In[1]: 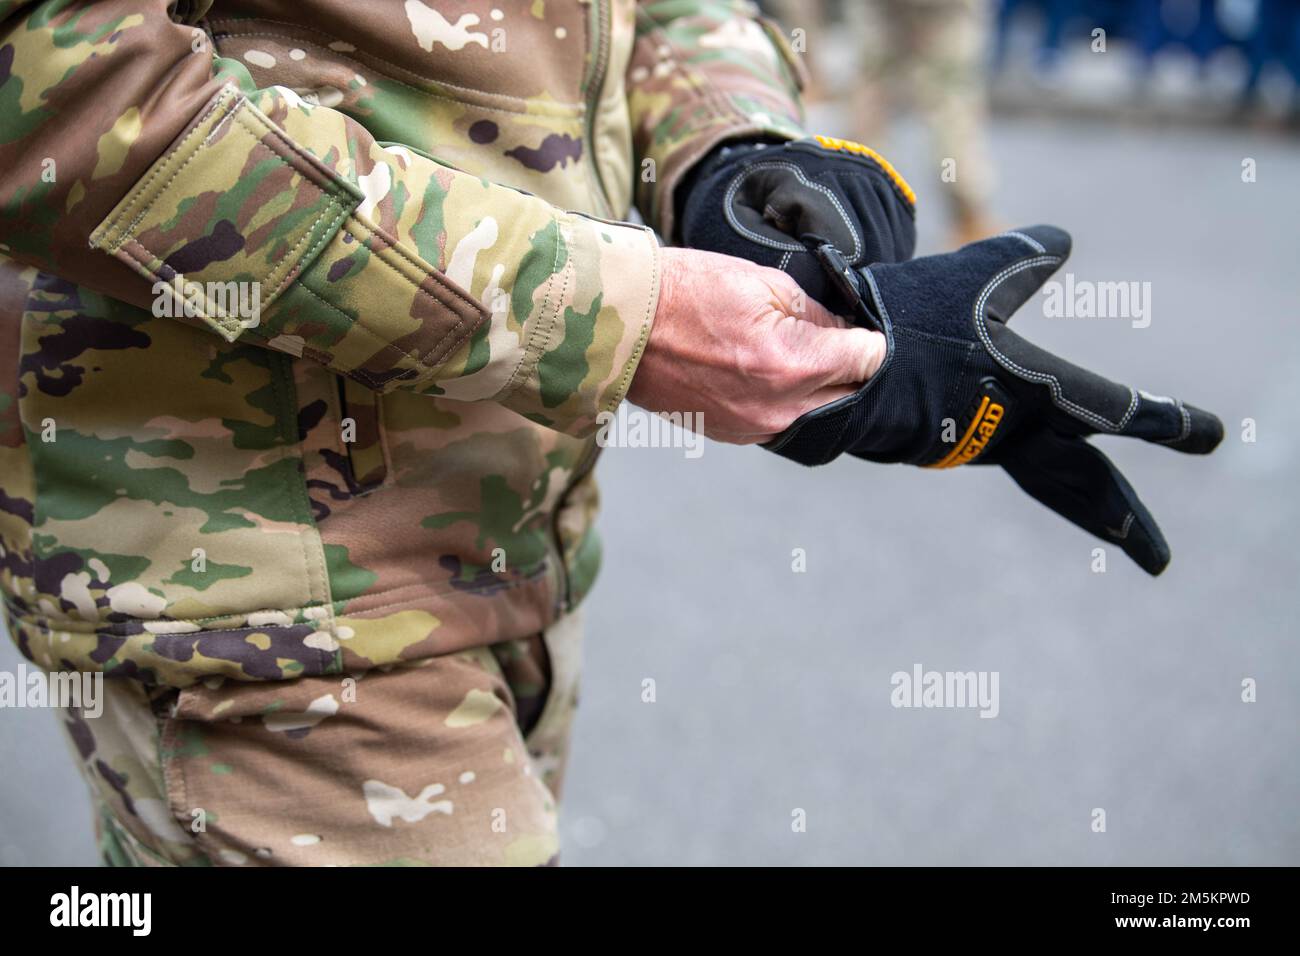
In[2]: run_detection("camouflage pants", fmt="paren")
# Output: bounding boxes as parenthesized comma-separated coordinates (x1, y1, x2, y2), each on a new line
(848, 0, 996, 220)
(57, 611, 584, 867)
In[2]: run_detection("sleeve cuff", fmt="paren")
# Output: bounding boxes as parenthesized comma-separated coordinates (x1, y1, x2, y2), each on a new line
(496, 213, 661, 437)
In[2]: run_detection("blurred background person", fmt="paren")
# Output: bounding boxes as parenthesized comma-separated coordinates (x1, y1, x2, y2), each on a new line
(762, 0, 832, 100)
(761, 0, 1002, 247)
(847, 0, 1002, 246)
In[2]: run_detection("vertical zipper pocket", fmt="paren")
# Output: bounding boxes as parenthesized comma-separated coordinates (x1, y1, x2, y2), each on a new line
(336, 376, 388, 493)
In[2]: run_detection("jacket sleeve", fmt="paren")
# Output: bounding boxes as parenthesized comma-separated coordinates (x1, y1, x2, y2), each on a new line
(628, 0, 809, 240)
(0, 1, 659, 436)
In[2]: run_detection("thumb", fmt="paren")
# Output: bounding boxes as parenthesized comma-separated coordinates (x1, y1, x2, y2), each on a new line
(769, 271, 885, 384)
(761, 264, 850, 331)
(863, 225, 1071, 332)
(792, 287, 849, 329)
(803, 323, 887, 387)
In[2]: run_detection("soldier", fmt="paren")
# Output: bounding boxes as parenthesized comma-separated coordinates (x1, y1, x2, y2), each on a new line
(0, 0, 903, 866)
(0, 0, 1221, 867)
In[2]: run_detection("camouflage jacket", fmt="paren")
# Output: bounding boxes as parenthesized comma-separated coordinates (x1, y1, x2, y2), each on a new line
(0, 0, 805, 687)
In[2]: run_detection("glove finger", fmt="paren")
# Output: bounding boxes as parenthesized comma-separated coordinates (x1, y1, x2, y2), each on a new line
(997, 427, 1171, 575)
(987, 324, 1224, 454)
(979, 225, 1073, 325)
(861, 225, 1070, 342)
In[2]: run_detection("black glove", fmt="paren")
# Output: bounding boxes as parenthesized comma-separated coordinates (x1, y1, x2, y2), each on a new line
(766, 225, 1223, 576)
(677, 136, 917, 312)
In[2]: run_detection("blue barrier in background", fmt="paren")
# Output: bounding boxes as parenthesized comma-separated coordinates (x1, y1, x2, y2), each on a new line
(994, 0, 1300, 96)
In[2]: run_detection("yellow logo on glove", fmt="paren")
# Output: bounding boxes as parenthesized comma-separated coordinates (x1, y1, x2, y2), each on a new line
(813, 135, 917, 207)
(927, 397, 1005, 469)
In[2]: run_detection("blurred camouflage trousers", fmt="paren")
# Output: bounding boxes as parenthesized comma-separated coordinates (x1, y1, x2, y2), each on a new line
(61, 611, 584, 867)
(768, 0, 994, 220)
(849, 0, 995, 221)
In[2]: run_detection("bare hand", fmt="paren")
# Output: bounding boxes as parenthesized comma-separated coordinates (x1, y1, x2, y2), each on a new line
(628, 247, 886, 444)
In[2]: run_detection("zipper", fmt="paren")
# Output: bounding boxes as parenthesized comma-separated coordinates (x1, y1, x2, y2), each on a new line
(582, 0, 614, 218)
(335, 375, 388, 493)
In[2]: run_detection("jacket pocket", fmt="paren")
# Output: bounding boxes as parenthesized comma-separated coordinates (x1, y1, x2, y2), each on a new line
(88, 85, 488, 394)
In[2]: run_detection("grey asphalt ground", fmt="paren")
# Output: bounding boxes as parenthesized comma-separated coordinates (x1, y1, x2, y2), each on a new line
(2, 110, 1298, 866)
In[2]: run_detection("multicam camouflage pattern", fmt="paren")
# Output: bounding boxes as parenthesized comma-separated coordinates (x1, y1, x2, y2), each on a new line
(67, 612, 583, 866)
(0, 0, 804, 863)
(632, 0, 808, 237)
